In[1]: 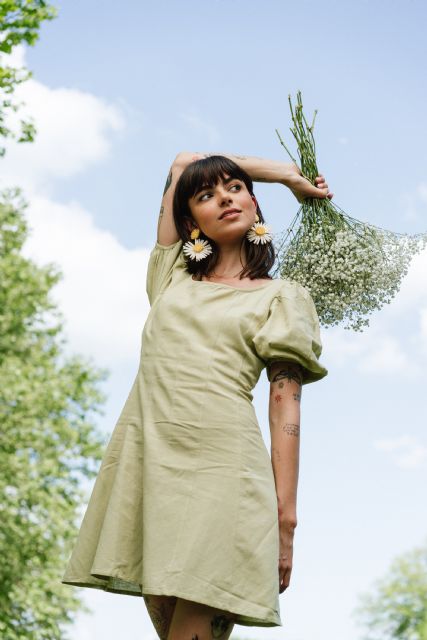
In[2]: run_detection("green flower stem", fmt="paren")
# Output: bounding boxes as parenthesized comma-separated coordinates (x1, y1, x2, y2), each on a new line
(273, 90, 427, 331)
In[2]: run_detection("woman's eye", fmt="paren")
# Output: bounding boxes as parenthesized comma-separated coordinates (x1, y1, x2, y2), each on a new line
(198, 183, 241, 201)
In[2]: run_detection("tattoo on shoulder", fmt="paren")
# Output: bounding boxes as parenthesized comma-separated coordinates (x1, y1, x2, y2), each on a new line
(271, 363, 303, 387)
(163, 170, 172, 196)
(283, 423, 300, 437)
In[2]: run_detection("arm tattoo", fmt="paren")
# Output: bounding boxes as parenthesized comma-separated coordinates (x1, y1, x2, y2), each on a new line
(163, 169, 172, 195)
(211, 613, 234, 638)
(271, 363, 303, 386)
(157, 204, 164, 233)
(272, 446, 281, 462)
(283, 423, 300, 437)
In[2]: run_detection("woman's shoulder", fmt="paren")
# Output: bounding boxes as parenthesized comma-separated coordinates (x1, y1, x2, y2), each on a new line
(271, 276, 312, 301)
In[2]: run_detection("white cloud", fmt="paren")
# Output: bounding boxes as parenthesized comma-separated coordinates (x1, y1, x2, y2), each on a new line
(374, 435, 427, 469)
(385, 245, 427, 314)
(417, 182, 427, 204)
(400, 181, 427, 222)
(0, 45, 149, 371)
(179, 109, 221, 145)
(358, 335, 417, 375)
(322, 243, 427, 376)
(322, 325, 419, 377)
(420, 308, 427, 351)
(22, 195, 151, 371)
(0, 46, 125, 195)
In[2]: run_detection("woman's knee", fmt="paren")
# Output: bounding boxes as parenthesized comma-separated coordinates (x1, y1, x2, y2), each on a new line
(143, 593, 178, 640)
(167, 597, 236, 640)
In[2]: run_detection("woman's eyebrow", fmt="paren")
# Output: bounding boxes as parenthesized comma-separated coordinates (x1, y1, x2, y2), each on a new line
(195, 177, 236, 196)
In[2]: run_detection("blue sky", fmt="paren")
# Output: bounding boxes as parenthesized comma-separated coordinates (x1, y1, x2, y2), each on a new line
(1, 1, 427, 639)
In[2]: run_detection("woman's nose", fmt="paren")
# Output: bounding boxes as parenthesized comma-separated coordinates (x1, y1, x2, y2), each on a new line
(218, 189, 232, 203)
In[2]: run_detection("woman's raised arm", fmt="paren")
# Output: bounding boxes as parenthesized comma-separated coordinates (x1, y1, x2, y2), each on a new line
(156, 151, 333, 246)
(156, 153, 188, 246)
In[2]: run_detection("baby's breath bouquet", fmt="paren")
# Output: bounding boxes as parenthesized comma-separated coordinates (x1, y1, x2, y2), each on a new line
(272, 91, 427, 332)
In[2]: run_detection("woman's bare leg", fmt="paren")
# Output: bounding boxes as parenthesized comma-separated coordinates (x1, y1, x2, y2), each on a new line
(167, 597, 236, 640)
(143, 594, 178, 640)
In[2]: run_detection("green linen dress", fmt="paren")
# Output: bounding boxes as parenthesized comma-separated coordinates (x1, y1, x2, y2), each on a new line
(61, 238, 328, 628)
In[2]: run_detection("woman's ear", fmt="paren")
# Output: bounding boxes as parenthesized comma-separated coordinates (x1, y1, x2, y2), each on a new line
(183, 217, 194, 235)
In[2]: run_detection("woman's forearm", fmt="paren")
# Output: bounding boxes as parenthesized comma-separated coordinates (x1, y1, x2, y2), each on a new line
(176, 151, 297, 186)
(268, 361, 303, 527)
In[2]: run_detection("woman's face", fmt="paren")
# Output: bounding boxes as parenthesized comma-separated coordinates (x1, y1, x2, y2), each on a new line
(187, 174, 258, 244)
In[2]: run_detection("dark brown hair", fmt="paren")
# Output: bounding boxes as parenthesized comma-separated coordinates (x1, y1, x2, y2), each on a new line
(172, 155, 276, 281)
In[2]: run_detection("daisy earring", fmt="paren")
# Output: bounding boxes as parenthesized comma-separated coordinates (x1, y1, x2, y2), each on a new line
(246, 215, 273, 245)
(183, 227, 213, 261)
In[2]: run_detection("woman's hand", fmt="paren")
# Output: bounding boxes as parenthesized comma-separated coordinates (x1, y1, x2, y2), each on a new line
(279, 522, 296, 593)
(285, 162, 334, 204)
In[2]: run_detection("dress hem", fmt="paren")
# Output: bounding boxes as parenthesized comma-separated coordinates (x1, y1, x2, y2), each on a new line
(61, 574, 282, 628)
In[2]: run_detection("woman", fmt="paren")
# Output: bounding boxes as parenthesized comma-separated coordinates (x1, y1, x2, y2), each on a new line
(62, 151, 332, 640)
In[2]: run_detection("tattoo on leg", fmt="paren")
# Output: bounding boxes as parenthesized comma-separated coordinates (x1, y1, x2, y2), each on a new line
(293, 391, 301, 402)
(144, 595, 174, 640)
(283, 423, 300, 437)
(274, 393, 282, 403)
(211, 613, 233, 638)
(163, 170, 172, 195)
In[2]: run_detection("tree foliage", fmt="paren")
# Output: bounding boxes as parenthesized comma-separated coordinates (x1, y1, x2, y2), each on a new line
(0, 0, 58, 157)
(0, 186, 109, 638)
(354, 539, 427, 640)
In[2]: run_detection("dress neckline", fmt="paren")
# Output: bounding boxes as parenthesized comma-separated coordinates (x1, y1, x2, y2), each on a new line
(190, 275, 279, 292)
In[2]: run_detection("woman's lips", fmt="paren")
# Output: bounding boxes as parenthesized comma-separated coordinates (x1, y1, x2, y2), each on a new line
(220, 210, 240, 220)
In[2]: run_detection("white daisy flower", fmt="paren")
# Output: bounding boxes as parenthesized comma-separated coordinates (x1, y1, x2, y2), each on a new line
(183, 238, 213, 261)
(246, 222, 273, 245)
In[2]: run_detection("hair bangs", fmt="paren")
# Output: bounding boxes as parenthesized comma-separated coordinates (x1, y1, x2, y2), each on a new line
(185, 155, 252, 200)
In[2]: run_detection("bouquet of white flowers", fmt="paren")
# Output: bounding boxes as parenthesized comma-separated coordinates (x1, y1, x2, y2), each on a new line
(272, 91, 427, 332)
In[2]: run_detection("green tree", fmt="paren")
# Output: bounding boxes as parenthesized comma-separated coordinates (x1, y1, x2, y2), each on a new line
(0, 187, 109, 638)
(354, 539, 427, 640)
(0, 0, 58, 157)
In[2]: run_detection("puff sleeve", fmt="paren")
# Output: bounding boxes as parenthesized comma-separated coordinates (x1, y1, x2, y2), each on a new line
(146, 238, 184, 306)
(252, 281, 328, 385)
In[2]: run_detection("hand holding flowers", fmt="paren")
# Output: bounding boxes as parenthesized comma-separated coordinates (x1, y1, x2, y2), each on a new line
(284, 163, 334, 204)
(273, 91, 427, 331)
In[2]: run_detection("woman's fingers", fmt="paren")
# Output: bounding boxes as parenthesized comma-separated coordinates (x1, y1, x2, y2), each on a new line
(288, 172, 333, 201)
(315, 174, 334, 199)
(279, 564, 292, 593)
